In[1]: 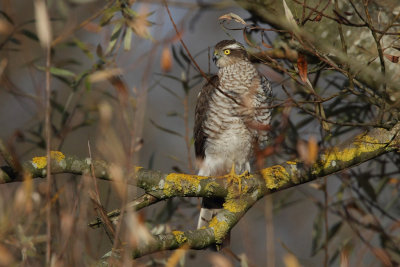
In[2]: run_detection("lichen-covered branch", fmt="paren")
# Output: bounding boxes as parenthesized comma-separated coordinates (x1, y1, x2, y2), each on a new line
(88, 193, 159, 228)
(0, 123, 397, 258)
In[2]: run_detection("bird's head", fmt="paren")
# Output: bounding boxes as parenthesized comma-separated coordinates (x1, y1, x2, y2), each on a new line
(212, 40, 248, 68)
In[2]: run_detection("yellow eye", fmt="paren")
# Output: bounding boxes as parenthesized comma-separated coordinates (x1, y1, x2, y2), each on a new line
(224, 49, 231, 55)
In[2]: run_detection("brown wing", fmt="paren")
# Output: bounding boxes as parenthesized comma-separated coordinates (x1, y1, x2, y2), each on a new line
(194, 75, 219, 159)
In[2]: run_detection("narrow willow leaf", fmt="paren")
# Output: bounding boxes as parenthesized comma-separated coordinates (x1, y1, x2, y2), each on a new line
(123, 27, 133, 51)
(99, 6, 120, 26)
(96, 44, 103, 58)
(150, 119, 183, 137)
(105, 22, 123, 54)
(49, 67, 76, 77)
(20, 29, 39, 42)
(0, 10, 14, 24)
(171, 45, 184, 69)
(34, 0, 52, 48)
(73, 38, 93, 59)
(282, 0, 299, 30)
(36, 65, 76, 77)
(311, 210, 323, 256)
(9, 37, 21, 45)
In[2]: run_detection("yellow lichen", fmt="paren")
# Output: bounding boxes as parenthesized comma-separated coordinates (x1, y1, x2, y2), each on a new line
(260, 165, 290, 190)
(32, 151, 65, 169)
(321, 134, 385, 169)
(204, 181, 220, 194)
(50, 151, 65, 162)
(163, 173, 205, 197)
(223, 198, 247, 213)
(208, 217, 229, 243)
(135, 166, 142, 173)
(286, 161, 297, 165)
(172, 230, 187, 244)
(32, 157, 47, 169)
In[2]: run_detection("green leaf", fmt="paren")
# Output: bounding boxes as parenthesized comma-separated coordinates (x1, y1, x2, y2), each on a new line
(150, 119, 183, 138)
(327, 221, 342, 241)
(123, 27, 132, 51)
(49, 67, 76, 77)
(122, 6, 137, 18)
(96, 44, 103, 58)
(36, 65, 76, 78)
(9, 37, 21, 45)
(166, 111, 181, 117)
(84, 76, 92, 91)
(148, 151, 156, 170)
(99, 6, 120, 26)
(105, 21, 123, 54)
(355, 174, 376, 201)
(313, 221, 343, 256)
(0, 10, 14, 24)
(73, 38, 93, 59)
(157, 83, 182, 99)
(171, 45, 185, 69)
(19, 29, 39, 41)
(311, 210, 323, 256)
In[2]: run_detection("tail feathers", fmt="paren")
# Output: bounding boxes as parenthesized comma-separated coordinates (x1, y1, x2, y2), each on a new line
(197, 207, 220, 229)
(197, 198, 230, 249)
(197, 197, 224, 229)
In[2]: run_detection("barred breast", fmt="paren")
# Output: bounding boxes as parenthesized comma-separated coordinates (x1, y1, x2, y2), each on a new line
(199, 61, 271, 176)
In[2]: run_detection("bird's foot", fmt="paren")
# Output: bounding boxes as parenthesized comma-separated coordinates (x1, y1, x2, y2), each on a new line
(224, 164, 248, 195)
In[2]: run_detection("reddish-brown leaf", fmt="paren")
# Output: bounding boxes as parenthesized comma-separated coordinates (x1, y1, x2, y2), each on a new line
(372, 248, 392, 267)
(218, 12, 246, 25)
(384, 54, 400, 63)
(297, 53, 308, 83)
(308, 136, 318, 164)
(161, 46, 173, 72)
(261, 34, 272, 48)
(313, 14, 322, 21)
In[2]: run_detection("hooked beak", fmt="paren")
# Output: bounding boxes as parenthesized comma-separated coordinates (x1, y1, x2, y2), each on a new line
(212, 53, 219, 64)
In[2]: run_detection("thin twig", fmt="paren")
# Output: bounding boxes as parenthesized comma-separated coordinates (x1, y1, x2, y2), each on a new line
(45, 33, 52, 266)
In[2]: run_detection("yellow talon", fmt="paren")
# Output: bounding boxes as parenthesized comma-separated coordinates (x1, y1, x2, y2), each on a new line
(224, 164, 248, 195)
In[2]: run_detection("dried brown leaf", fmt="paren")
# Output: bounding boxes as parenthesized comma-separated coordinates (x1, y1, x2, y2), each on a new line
(161, 46, 173, 72)
(83, 22, 101, 33)
(384, 54, 400, 63)
(313, 14, 322, 21)
(296, 139, 308, 164)
(209, 254, 234, 267)
(88, 69, 123, 83)
(340, 248, 349, 267)
(372, 248, 392, 267)
(0, 244, 14, 266)
(165, 244, 189, 267)
(282, 0, 299, 30)
(0, 58, 8, 78)
(34, 0, 52, 48)
(128, 8, 152, 39)
(308, 136, 318, 165)
(297, 53, 308, 83)
(283, 253, 301, 267)
(218, 12, 246, 25)
(0, 19, 12, 34)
